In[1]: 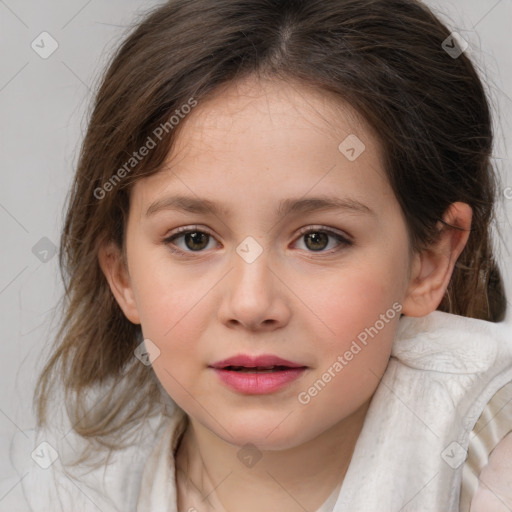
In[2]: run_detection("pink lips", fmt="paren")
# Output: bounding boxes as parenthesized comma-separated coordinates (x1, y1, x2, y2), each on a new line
(209, 353, 308, 394)
(210, 353, 305, 369)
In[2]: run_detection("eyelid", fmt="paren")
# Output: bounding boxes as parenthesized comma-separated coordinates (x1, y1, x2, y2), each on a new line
(166, 225, 213, 237)
(296, 225, 353, 242)
(164, 225, 352, 241)
(162, 224, 353, 256)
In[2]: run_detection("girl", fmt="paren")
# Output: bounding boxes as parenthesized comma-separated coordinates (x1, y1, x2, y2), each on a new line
(5, 0, 512, 510)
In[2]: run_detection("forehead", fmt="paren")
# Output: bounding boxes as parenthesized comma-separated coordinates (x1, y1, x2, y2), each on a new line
(130, 75, 395, 220)
(177, 75, 375, 150)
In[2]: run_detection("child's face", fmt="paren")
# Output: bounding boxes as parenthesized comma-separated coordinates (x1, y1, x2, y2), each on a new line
(120, 77, 415, 449)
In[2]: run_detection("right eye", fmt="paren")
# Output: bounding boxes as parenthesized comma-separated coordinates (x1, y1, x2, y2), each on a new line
(163, 226, 219, 256)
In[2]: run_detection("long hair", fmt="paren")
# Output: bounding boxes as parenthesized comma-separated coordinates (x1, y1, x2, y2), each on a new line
(36, 0, 507, 451)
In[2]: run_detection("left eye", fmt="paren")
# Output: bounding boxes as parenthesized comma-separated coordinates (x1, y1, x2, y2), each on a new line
(294, 228, 352, 253)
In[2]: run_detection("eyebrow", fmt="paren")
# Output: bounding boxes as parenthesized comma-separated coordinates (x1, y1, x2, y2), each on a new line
(145, 194, 374, 218)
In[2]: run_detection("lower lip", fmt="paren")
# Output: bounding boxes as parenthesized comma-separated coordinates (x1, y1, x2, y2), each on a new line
(211, 367, 307, 394)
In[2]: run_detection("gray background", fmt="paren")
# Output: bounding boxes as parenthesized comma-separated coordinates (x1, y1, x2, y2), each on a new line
(1, 0, 511, 484)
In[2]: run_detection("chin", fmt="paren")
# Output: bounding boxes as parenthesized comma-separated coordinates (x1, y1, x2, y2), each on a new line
(207, 412, 308, 452)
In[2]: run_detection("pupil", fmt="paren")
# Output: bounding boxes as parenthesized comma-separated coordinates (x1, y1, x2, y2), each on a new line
(186, 232, 208, 251)
(306, 232, 327, 251)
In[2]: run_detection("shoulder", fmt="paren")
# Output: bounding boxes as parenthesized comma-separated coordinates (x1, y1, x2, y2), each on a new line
(392, 311, 512, 373)
(391, 312, 512, 509)
(469, 430, 512, 511)
(7, 411, 172, 512)
(462, 377, 512, 511)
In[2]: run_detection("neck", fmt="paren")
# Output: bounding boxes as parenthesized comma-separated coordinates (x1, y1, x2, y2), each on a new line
(175, 399, 370, 512)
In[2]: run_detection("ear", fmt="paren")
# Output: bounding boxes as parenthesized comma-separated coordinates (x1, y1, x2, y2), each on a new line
(402, 202, 472, 317)
(98, 240, 141, 324)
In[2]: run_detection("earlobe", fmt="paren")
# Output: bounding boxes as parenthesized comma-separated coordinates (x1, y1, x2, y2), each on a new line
(98, 241, 141, 324)
(402, 202, 472, 317)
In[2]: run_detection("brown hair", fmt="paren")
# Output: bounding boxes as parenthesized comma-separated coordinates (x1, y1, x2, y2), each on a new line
(36, 0, 507, 449)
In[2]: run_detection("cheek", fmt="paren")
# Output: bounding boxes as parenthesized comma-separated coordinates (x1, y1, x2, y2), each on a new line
(129, 243, 207, 335)
(293, 263, 403, 412)
(136, 270, 208, 405)
(127, 247, 209, 386)
(306, 260, 404, 346)
(295, 300, 398, 427)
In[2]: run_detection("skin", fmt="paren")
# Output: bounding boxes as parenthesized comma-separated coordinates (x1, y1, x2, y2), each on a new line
(470, 432, 512, 511)
(99, 75, 472, 512)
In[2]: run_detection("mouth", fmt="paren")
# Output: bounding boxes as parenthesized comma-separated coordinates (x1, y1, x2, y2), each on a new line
(210, 353, 307, 370)
(221, 365, 305, 373)
(209, 354, 308, 394)
(210, 363, 308, 394)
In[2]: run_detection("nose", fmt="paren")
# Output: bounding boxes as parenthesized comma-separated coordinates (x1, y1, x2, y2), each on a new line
(217, 247, 291, 332)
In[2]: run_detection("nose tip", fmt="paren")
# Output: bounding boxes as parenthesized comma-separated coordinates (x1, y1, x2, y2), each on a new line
(218, 255, 291, 332)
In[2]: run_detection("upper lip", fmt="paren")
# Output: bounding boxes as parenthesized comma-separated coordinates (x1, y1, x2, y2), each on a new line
(209, 354, 306, 369)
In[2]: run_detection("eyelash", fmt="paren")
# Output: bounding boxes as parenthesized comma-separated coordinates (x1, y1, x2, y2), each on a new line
(162, 225, 353, 258)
